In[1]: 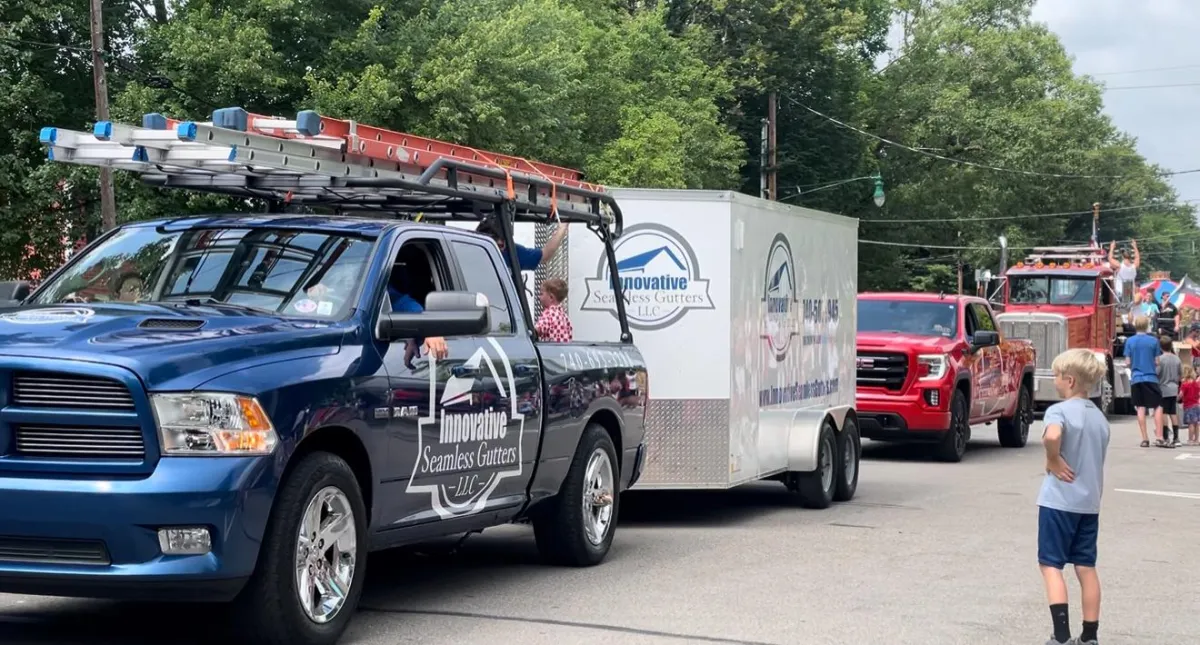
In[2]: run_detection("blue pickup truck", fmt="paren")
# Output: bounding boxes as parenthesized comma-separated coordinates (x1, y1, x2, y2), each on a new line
(0, 111, 649, 645)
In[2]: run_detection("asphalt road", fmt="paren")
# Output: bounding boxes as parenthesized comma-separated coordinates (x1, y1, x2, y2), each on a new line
(2, 415, 1197, 645)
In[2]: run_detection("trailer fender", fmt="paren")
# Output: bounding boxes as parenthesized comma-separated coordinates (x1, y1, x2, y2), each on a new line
(779, 405, 854, 473)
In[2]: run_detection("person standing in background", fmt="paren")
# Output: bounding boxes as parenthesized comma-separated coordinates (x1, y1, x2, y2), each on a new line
(1180, 365, 1200, 446)
(1107, 239, 1139, 301)
(1122, 315, 1163, 448)
(476, 218, 567, 272)
(1157, 335, 1182, 448)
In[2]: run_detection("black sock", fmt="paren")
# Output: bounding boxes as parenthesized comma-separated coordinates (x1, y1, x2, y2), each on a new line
(1081, 620, 1099, 642)
(1050, 603, 1071, 642)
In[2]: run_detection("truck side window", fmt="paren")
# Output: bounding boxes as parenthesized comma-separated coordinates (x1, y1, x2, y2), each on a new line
(452, 241, 515, 334)
(384, 238, 450, 313)
(972, 303, 997, 332)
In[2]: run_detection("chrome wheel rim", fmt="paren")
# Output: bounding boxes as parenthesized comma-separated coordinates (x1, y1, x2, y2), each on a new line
(1101, 380, 1114, 415)
(820, 434, 835, 491)
(583, 449, 615, 545)
(295, 486, 357, 624)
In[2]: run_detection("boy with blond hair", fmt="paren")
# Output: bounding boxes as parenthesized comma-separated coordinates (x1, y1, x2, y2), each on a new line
(1038, 348, 1111, 645)
(1122, 314, 1163, 447)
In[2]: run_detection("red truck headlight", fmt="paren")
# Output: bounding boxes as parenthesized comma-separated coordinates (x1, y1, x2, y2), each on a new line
(916, 354, 949, 381)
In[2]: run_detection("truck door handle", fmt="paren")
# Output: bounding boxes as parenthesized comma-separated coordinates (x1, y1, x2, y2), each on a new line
(514, 364, 537, 377)
(452, 365, 480, 378)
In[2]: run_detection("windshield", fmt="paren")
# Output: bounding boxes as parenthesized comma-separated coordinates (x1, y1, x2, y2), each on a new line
(1009, 276, 1095, 305)
(31, 225, 376, 319)
(858, 300, 958, 338)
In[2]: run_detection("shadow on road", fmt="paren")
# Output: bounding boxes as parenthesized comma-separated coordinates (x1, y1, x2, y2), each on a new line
(862, 436, 1018, 463)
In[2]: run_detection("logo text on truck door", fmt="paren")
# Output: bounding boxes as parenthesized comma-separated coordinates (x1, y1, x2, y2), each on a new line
(582, 223, 714, 330)
(407, 338, 524, 520)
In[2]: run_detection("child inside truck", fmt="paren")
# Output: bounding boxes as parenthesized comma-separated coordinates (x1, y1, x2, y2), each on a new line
(535, 278, 573, 342)
(1037, 348, 1110, 645)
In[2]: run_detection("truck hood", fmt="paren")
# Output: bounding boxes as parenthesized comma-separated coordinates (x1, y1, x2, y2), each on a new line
(0, 303, 345, 390)
(1001, 304, 1092, 321)
(857, 331, 956, 353)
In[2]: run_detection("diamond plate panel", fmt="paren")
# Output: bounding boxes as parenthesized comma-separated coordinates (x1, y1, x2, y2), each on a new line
(533, 223, 569, 320)
(633, 398, 731, 488)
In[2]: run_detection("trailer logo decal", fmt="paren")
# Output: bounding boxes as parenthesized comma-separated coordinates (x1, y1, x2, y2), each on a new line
(408, 337, 524, 520)
(762, 233, 800, 361)
(582, 223, 714, 330)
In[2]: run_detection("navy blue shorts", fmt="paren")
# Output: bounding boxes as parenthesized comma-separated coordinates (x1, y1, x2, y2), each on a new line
(1038, 506, 1099, 569)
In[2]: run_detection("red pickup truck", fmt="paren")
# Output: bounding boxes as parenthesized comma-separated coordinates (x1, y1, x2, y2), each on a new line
(855, 293, 1037, 462)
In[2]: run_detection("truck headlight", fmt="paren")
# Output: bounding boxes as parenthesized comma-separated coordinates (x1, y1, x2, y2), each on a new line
(917, 354, 948, 381)
(152, 393, 278, 456)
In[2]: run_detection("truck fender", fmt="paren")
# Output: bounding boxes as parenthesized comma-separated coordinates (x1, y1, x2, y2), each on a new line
(778, 405, 853, 473)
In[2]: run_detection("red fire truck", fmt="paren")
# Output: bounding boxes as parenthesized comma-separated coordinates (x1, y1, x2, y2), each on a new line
(991, 246, 1128, 415)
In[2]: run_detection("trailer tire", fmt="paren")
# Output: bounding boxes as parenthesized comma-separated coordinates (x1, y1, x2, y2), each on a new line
(533, 423, 619, 567)
(794, 420, 837, 509)
(232, 452, 368, 645)
(935, 389, 970, 463)
(833, 417, 860, 502)
(998, 383, 1033, 448)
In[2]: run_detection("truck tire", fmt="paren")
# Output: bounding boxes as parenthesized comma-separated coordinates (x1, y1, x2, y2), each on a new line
(833, 416, 860, 502)
(793, 420, 837, 509)
(233, 452, 368, 645)
(935, 389, 969, 463)
(998, 383, 1033, 448)
(533, 423, 619, 567)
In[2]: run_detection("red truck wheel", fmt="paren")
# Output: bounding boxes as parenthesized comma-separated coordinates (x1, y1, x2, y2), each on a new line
(935, 390, 970, 463)
(998, 385, 1033, 448)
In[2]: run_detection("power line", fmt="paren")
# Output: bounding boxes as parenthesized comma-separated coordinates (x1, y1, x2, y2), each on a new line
(1105, 82, 1200, 91)
(785, 95, 1200, 180)
(861, 228, 1200, 251)
(860, 199, 1200, 224)
(1090, 64, 1200, 76)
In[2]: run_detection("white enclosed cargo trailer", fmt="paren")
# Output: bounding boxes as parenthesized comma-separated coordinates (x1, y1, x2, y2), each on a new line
(550, 189, 861, 508)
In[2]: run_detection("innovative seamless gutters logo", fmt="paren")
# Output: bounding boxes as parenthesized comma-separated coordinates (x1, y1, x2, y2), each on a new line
(581, 223, 715, 330)
(762, 233, 800, 362)
(408, 338, 525, 520)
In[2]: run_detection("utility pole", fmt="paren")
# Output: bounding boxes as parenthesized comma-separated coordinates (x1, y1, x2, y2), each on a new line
(767, 92, 778, 201)
(89, 0, 117, 231)
(1091, 201, 1101, 247)
(759, 118, 768, 200)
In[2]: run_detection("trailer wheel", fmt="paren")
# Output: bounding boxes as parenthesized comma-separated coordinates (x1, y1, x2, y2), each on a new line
(233, 452, 368, 645)
(833, 417, 860, 502)
(792, 420, 836, 509)
(935, 389, 969, 463)
(998, 384, 1032, 448)
(533, 423, 619, 567)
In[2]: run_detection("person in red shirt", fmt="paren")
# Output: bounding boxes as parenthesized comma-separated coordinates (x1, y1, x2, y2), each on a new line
(1182, 364, 1200, 446)
(535, 278, 573, 343)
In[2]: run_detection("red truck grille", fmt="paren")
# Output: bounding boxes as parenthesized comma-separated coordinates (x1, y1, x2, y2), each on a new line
(856, 351, 908, 390)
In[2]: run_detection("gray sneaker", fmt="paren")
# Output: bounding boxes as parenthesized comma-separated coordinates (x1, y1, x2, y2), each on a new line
(1078, 640, 1097, 645)
(1045, 639, 1078, 645)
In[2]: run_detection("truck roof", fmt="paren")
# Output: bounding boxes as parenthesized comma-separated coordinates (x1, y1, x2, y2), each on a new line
(125, 214, 441, 237)
(1006, 264, 1112, 277)
(858, 292, 982, 305)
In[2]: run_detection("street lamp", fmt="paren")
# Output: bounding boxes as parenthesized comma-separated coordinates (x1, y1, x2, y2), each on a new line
(786, 173, 886, 208)
(871, 174, 885, 208)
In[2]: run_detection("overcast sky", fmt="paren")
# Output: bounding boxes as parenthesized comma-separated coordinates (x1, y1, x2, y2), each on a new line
(1032, 0, 1200, 201)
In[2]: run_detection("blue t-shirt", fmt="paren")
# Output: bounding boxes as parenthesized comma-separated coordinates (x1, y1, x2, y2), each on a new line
(388, 287, 423, 313)
(1123, 332, 1162, 384)
(514, 244, 542, 271)
(1136, 302, 1160, 319)
(1037, 398, 1110, 515)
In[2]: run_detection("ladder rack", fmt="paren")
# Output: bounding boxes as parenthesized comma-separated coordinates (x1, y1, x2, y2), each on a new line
(39, 106, 623, 236)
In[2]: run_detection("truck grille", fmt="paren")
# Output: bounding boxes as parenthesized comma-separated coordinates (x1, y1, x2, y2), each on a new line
(0, 536, 110, 566)
(856, 351, 908, 390)
(998, 318, 1064, 370)
(13, 372, 135, 411)
(14, 425, 145, 460)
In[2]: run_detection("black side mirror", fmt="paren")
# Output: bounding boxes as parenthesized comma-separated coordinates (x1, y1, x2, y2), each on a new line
(377, 291, 490, 342)
(0, 281, 31, 303)
(972, 330, 1000, 348)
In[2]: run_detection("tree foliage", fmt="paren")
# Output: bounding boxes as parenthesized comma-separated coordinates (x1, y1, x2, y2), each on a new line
(0, 0, 1194, 292)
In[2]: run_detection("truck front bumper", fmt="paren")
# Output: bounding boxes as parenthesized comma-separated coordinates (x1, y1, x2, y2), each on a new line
(1031, 368, 1103, 406)
(856, 386, 952, 441)
(0, 456, 274, 602)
